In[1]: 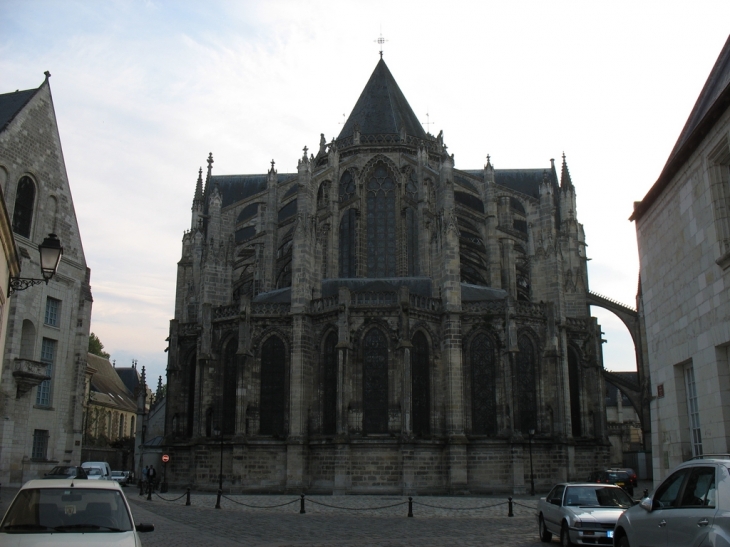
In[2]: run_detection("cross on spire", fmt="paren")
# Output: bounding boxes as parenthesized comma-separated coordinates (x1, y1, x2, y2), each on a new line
(422, 109, 434, 133)
(374, 31, 388, 58)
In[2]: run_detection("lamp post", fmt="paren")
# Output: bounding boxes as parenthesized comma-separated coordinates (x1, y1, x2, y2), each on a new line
(528, 429, 535, 496)
(214, 426, 223, 509)
(8, 233, 63, 296)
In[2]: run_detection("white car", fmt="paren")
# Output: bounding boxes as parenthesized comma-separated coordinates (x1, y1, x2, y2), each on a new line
(537, 482, 635, 546)
(0, 478, 154, 546)
(613, 455, 730, 547)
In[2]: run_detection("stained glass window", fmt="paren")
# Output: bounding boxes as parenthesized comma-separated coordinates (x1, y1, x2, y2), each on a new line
(366, 164, 396, 277)
(260, 336, 286, 436)
(568, 347, 582, 438)
(222, 338, 237, 435)
(470, 333, 496, 435)
(339, 208, 356, 278)
(515, 334, 537, 433)
(406, 207, 418, 276)
(362, 329, 388, 433)
(406, 170, 418, 201)
(339, 170, 355, 203)
(322, 332, 338, 435)
(12, 176, 35, 238)
(411, 332, 430, 436)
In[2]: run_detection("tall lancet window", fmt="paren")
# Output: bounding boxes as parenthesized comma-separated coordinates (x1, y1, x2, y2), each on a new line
(362, 329, 388, 433)
(222, 338, 237, 435)
(322, 332, 338, 435)
(568, 346, 582, 437)
(405, 207, 418, 276)
(411, 331, 430, 436)
(366, 164, 396, 277)
(515, 334, 538, 433)
(339, 208, 356, 278)
(13, 176, 35, 238)
(186, 353, 196, 437)
(471, 333, 497, 435)
(260, 336, 286, 436)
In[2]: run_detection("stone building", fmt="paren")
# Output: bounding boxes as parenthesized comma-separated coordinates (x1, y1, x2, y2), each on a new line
(0, 74, 93, 484)
(632, 35, 730, 485)
(165, 58, 609, 494)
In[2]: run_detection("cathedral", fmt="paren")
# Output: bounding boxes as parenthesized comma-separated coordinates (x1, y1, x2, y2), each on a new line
(164, 58, 609, 494)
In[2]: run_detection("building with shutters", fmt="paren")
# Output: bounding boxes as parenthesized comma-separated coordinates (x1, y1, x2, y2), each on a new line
(164, 57, 609, 494)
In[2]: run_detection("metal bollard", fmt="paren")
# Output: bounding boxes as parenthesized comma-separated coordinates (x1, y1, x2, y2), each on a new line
(186, 487, 191, 506)
(215, 489, 222, 509)
(408, 497, 413, 518)
(300, 494, 306, 514)
(146, 483, 152, 501)
(508, 497, 514, 517)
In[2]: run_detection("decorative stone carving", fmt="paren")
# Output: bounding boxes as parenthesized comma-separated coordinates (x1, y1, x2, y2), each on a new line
(13, 359, 50, 398)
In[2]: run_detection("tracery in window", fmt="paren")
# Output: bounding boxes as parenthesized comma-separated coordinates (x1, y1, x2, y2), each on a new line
(260, 336, 286, 436)
(405, 207, 418, 276)
(339, 209, 356, 278)
(186, 353, 196, 436)
(406, 170, 418, 201)
(470, 333, 497, 435)
(568, 346, 582, 437)
(411, 331, 430, 436)
(322, 332, 338, 435)
(366, 164, 396, 277)
(362, 329, 388, 433)
(12, 176, 35, 238)
(222, 338, 238, 435)
(339, 170, 355, 203)
(514, 334, 537, 433)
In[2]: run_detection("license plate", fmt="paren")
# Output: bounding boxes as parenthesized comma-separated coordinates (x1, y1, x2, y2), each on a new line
(607, 531, 614, 538)
(617, 482, 625, 486)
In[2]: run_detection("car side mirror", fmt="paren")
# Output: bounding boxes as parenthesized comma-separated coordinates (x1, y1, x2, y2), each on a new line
(640, 498, 653, 512)
(136, 523, 155, 533)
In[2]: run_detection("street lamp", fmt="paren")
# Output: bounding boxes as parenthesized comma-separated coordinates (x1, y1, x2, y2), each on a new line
(528, 429, 535, 496)
(8, 233, 63, 296)
(214, 426, 223, 509)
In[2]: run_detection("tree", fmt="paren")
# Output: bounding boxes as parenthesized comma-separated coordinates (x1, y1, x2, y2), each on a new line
(89, 332, 110, 359)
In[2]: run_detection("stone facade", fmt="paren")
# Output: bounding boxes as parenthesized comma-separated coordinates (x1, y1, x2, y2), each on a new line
(165, 59, 610, 494)
(0, 75, 93, 484)
(633, 37, 730, 486)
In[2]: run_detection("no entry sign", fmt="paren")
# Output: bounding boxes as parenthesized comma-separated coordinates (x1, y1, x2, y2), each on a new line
(161, 454, 170, 463)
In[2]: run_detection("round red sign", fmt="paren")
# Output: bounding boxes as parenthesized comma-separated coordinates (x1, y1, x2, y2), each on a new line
(161, 454, 170, 463)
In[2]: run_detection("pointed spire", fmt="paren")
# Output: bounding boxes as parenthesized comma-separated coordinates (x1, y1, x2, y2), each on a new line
(269, 159, 276, 175)
(194, 167, 203, 201)
(156, 375, 163, 399)
(560, 152, 574, 189)
(485, 154, 493, 170)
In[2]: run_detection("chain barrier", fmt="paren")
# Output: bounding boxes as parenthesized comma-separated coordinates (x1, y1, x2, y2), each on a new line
(153, 491, 188, 502)
(305, 498, 408, 511)
(411, 500, 506, 510)
(511, 500, 536, 510)
(219, 494, 300, 509)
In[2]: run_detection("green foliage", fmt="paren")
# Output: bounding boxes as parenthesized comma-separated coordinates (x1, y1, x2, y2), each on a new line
(89, 332, 110, 359)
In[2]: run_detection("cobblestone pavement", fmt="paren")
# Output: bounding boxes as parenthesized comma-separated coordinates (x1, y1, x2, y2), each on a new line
(127, 491, 547, 547)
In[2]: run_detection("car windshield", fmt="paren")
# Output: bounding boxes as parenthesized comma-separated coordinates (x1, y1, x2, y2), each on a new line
(0, 488, 133, 533)
(48, 467, 75, 476)
(84, 468, 102, 476)
(564, 486, 634, 508)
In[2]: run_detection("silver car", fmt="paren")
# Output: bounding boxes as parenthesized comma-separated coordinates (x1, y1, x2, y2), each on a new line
(537, 482, 635, 546)
(613, 455, 730, 547)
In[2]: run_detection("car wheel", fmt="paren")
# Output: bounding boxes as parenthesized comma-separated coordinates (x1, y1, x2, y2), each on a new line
(561, 523, 573, 547)
(617, 535, 630, 547)
(538, 515, 552, 542)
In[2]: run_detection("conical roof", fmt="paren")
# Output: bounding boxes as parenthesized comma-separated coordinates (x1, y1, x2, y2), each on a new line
(338, 58, 426, 141)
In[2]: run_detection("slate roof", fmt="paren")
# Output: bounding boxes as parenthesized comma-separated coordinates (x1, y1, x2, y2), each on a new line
(212, 174, 296, 209)
(321, 277, 432, 298)
(461, 283, 508, 302)
(114, 366, 141, 396)
(632, 34, 730, 220)
(0, 87, 39, 133)
(462, 168, 557, 200)
(87, 354, 137, 412)
(338, 58, 426, 141)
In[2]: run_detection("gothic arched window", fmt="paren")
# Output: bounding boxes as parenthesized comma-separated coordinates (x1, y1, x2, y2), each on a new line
(322, 332, 338, 435)
(222, 338, 238, 435)
(411, 331, 430, 436)
(186, 353, 196, 436)
(405, 207, 418, 276)
(515, 334, 538, 433)
(260, 336, 286, 436)
(362, 329, 388, 433)
(366, 164, 396, 277)
(470, 333, 497, 435)
(568, 346, 582, 437)
(339, 208, 356, 278)
(12, 176, 35, 238)
(339, 170, 355, 203)
(406, 170, 418, 201)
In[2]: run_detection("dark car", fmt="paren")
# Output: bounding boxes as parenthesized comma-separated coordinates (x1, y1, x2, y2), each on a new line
(590, 470, 633, 496)
(42, 465, 88, 480)
(610, 467, 638, 488)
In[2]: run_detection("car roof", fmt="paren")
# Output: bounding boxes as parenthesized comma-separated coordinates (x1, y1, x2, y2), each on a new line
(21, 479, 123, 491)
(555, 482, 625, 488)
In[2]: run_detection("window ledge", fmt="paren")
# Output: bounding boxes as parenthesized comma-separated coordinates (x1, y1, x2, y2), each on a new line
(33, 405, 55, 411)
(717, 249, 730, 270)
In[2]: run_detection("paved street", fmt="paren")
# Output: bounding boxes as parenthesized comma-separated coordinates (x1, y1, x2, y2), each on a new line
(126, 491, 546, 547)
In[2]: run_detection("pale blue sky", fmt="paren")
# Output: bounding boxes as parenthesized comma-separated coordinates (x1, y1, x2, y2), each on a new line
(2, 0, 729, 385)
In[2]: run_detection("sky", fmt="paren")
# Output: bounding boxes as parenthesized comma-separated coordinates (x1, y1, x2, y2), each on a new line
(1, 1, 729, 386)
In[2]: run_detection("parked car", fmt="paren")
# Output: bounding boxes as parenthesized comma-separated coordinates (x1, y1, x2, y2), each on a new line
(588, 470, 634, 496)
(111, 470, 131, 486)
(537, 482, 635, 545)
(610, 467, 638, 488)
(42, 466, 87, 480)
(81, 461, 112, 481)
(613, 455, 730, 547)
(0, 478, 154, 545)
